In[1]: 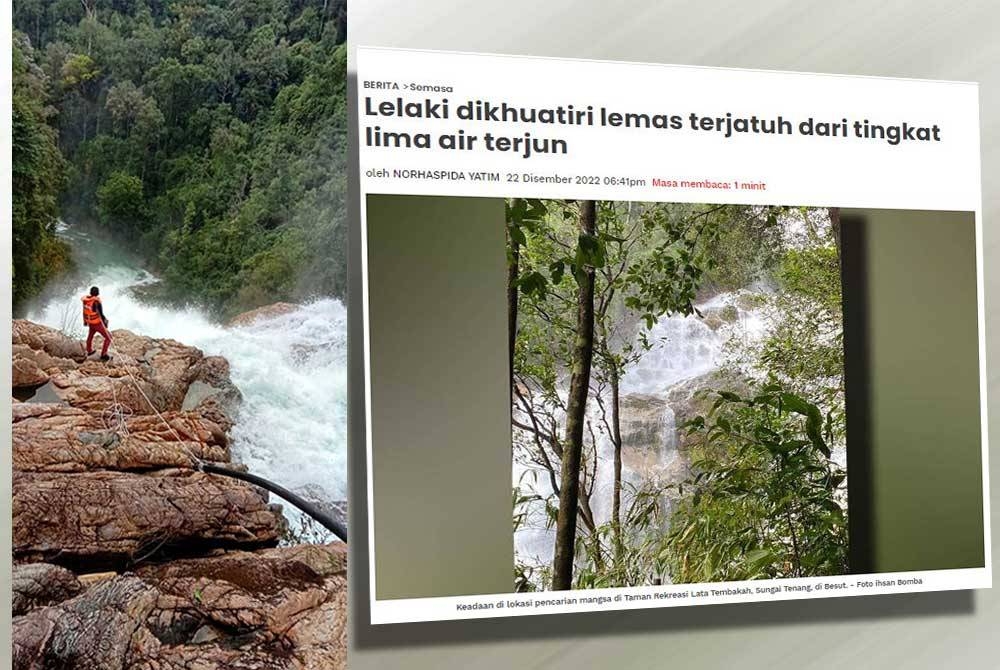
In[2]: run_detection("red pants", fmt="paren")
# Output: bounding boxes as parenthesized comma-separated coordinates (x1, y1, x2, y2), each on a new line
(86, 321, 112, 357)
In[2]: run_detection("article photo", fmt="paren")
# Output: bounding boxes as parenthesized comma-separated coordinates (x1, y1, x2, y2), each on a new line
(508, 200, 848, 591)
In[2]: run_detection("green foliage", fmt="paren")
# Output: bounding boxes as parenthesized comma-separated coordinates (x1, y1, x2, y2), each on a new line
(675, 211, 848, 583)
(778, 244, 841, 313)
(571, 482, 673, 588)
(15, 0, 348, 317)
(699, 206, 787, 292)
(12, 33, 70, 306)
(59, 52, 100, 89)
(666, 389, 848, 582)
(752, 243, 845, 437)
(97, 171, 147, 237)
(511, 203, 849, 590)
(509, 199, 744, 589)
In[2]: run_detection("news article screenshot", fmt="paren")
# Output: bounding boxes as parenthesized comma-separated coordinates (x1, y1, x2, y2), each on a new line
(356, 47, 990, 625)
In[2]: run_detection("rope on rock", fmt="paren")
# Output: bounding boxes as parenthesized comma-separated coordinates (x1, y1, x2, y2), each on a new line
(102, 375, 133, 438)
(101, 344, 347, 542)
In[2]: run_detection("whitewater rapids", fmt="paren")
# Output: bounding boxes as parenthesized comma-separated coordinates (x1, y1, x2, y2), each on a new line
(25, 223, 348, 535)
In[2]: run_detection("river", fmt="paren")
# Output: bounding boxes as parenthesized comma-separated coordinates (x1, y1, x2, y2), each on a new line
(24, 222, 348, 541)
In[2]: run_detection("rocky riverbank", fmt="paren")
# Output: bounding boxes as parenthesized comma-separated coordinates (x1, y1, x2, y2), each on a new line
(11, 319, 346, 669)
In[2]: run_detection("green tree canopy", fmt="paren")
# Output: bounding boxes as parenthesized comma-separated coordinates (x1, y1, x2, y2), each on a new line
(14, 0, 349, 318)
(12, 33, 70, 306)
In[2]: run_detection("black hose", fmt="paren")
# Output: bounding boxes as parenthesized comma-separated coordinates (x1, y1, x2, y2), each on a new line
(200, 462, 347, 542)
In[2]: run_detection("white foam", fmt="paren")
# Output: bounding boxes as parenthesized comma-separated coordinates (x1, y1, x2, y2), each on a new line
(27, 226, 348, 508)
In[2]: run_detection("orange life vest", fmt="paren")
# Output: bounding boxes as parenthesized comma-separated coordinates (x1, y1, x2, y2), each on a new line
(82, 295, 102, 326)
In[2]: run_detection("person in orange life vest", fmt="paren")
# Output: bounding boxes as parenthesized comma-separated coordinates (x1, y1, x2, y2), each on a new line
(82, 286, 112, 361)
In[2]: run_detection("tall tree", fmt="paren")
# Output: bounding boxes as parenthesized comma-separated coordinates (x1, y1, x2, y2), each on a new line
(551, 200, 597, 590)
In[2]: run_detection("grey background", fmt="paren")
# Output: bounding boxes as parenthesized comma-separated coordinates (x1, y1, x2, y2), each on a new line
(348, 2, 999, 668)
(850, 209, 984, 571)
(366, 194, 512, 599)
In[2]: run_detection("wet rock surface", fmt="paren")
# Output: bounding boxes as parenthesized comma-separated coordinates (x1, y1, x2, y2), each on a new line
(228, 302, 300, 327)
(11, 320, 346, 669)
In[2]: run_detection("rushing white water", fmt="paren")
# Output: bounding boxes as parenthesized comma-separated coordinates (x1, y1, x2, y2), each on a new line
(622, 292, 766, 395)
(25, 223, 348, 525)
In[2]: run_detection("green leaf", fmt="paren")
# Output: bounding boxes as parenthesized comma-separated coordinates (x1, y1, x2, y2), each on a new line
(777, 392, 829, 457)
(509, 224, 527, 246)
(549, 259, 565, 284)
(518, 271, 548, 297)
(577, 232, 606, 267)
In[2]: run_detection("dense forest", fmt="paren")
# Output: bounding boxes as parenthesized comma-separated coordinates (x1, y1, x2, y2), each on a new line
(12, 0, 348, 316)
(509, 200, 848, 590)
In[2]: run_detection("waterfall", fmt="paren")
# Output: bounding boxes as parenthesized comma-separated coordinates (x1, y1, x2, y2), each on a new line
(24, 223, 348, 531)
(513, 290, 768, 573)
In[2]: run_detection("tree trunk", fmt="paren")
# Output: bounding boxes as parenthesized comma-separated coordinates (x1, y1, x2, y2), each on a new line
(507, 199, 521, 389)
(551, 200, 597, 590)
(828, 207, 841, 259)
(610, 369, 623, 564)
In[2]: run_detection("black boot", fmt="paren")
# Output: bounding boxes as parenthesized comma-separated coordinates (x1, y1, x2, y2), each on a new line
(100, 355, 111, 362)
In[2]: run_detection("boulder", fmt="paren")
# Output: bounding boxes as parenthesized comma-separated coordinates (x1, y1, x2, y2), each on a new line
(13, 470, 284, 565)
(13, 575, 162, 669)
(137, 543, 346, 635)
(13, 320, 87, 363)
(12, 356, 48, 389)
(13, 403, 229, 472)
(183, 355, 242, 426)
(228, 303, 300, 327)
(12, 544, 347, 670)
(14, 321, 239, 417)
(12, 563, 83, 616)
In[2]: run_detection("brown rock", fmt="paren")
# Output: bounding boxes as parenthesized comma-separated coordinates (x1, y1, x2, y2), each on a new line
(13, 321, 233, 417)
(44, 326, 209, 414)
(10, 318, 347, 668)
(193, 355, 232, 388)
(12, 356, 48, 389)
(13, 470, 284, 565)
(228, 302, 300, 327)
(184, 355, 242, 426)
(77, 572, 118, 587)
(13, 320, 87, 363)
(13, 575, 163, 669)
(13, 403, 228, 472)
(138, 543, 346, 635)
(13, 342, 79, 375)
(12, 563, 83, 615)
(12, 544, 347, 670)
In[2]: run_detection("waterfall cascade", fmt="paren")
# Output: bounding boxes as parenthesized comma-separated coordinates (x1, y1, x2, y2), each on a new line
(25, 223, 348, 529)
(513, 290, 768, 569)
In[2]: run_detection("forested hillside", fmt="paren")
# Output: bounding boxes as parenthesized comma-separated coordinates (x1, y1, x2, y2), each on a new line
(12, 33, 69, 305)
(12, 0, 348, 316)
